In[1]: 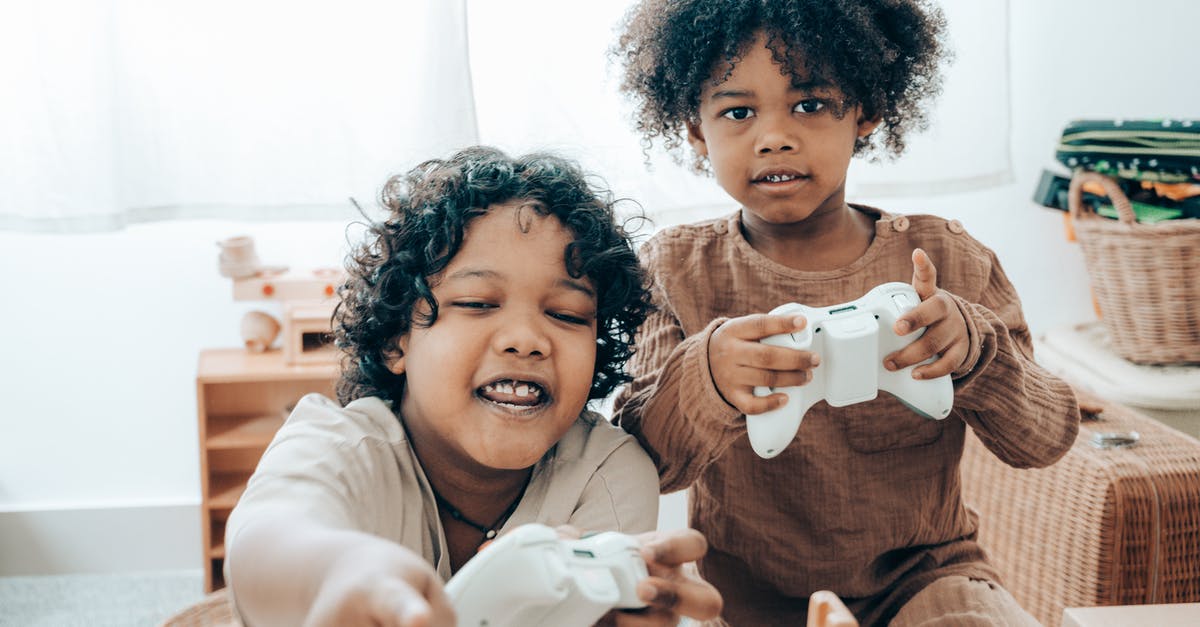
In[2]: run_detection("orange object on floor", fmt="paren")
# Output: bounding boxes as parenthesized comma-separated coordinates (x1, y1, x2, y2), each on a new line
(807, 590, 859, 627)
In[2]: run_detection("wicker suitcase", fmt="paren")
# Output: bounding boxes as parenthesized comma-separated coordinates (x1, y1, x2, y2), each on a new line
(961, 402, 1200, 627)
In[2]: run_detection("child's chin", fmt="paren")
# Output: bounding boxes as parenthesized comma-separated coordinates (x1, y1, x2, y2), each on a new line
(474, 441, 553, 471)
(479, 454, 543, 471)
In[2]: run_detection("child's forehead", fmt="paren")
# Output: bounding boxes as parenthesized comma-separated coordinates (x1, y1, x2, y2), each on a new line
(466, 200, 565, 234)
(707, 35, 841, 93)
(452, 202, 574, 257)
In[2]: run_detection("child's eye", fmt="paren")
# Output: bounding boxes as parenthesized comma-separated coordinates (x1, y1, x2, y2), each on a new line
(549, 311, 592, 326)
(720, 107, 755, 121)
(453, 301, 496, 311)
(794, 99, 825, 114)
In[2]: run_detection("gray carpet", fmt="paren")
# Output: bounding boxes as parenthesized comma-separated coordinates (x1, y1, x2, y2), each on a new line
(0, 570, 206, 627)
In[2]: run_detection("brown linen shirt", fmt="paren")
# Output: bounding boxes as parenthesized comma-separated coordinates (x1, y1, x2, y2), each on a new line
(612, 207, 1081, 626)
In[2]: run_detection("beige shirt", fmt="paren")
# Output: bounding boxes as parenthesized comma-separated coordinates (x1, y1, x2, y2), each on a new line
(226, 393, 659, 590)
(612, 208, 1080, 626)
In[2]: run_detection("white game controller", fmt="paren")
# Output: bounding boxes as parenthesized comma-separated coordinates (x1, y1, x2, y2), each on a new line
(746, 282, 954, 459)
(445, 523, 649, 627)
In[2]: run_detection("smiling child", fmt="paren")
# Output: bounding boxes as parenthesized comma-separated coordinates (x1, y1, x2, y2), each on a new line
(224, 146, 722, 627)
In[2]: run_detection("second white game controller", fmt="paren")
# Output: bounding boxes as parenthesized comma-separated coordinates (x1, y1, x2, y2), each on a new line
(746, 282, 954, 459)
(445, 523, 648, 627)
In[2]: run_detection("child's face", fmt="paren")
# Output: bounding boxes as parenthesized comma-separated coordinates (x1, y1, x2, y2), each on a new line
(390, 202, 599, 472)
(686, 33, 878, 225)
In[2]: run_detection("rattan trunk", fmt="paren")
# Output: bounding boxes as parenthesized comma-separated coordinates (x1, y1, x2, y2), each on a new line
(961, 402, 1200, 626)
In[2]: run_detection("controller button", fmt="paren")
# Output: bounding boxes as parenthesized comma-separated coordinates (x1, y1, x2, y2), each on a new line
(947, 219, 964, 234)
(891, 293, 917, 311)
(891, 216, 910, 232)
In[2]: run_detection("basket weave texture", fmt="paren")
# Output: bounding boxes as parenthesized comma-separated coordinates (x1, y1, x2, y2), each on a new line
(1067, 171, 1200, 364)
(961, 402, 1200, 627)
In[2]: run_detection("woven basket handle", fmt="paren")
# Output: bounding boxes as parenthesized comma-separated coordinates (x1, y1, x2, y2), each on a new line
(1068, 170, 1136, 224)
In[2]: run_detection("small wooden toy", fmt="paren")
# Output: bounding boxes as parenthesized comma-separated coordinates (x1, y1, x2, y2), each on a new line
(217, 237, 344, 363)
(282, 301, 338, 365)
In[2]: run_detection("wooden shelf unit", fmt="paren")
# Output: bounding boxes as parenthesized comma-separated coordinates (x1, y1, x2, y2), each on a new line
(196, 348, 338, 592)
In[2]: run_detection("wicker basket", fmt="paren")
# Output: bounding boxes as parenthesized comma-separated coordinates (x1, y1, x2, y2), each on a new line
(1067, 171, 1200, 364)
(961, 401, 1200, 627)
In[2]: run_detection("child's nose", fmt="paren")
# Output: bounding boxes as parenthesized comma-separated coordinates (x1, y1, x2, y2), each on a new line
(756, 118, 797, 154)
(494, 314, 551, 358)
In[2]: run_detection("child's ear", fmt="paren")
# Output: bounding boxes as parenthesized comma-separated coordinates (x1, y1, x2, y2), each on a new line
(385, 336, 409, 376)
(686, 119, 709, 158)
(857, 112, 881, 138)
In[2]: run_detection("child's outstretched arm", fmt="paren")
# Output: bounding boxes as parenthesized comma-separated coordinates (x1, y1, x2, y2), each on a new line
(884, 247, 1080, 468)
(229, 513, 454, 627)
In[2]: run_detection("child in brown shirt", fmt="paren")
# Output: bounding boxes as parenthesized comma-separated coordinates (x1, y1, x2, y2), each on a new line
(609, 2, 1081, 625)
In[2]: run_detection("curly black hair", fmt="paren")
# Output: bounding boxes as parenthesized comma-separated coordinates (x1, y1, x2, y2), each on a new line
(334, 145, 652, 407)
(612, 0, 949, 170)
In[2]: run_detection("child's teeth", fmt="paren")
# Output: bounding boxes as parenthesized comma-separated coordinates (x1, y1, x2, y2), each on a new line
(482, 381, 543, 400)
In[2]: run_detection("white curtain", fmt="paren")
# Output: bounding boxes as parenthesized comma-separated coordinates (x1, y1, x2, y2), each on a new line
(1, 0, 1009, 233)
(848, 0, 1012, 196)
(0, 0, 476, 232)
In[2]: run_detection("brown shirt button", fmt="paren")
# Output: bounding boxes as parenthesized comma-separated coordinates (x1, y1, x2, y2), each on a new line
(892, 216, 910, 232)
(947, 219, 964, 234)
(713, 221, 728, 234)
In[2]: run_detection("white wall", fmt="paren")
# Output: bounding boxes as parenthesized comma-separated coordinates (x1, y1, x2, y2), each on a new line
(2, 0, 1197, 574)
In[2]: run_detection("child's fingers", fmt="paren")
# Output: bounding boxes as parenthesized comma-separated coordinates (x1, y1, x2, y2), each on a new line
(910, 248, 938, 300)
(389, 599, 433, 627)
(750, 367, 813, 392)
(635, 576, 724, 621)
(737, 390, 792, 416)
(885, 319, 946, 371)
(639, 528, 708, 568)
(884, 323, 967, 378)
(911, 344, 968, 380)
(724, 312, 807, 341)
(418, 577, 457, 627)
(753, 338, 820, 372)
(892, 294, 949, 337)
(603, 606, 679, 627)
(368, 579, 437, 627)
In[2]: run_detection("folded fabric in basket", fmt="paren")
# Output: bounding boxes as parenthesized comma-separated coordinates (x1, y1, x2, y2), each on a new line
(1056, 118, 1200, 183)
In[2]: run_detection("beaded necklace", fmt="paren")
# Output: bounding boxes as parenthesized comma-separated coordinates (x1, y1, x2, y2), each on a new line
(431, 476, 530, 544)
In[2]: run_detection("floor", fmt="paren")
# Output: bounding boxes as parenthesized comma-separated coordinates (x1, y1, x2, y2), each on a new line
(0, 570, 206, 627)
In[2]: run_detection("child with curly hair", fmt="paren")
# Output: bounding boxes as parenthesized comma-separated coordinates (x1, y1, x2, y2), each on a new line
(224, 146, 722, 626)
(609, 1, 1081, 625)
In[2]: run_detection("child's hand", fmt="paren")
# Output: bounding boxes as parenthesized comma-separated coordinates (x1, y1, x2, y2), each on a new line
(709, 314, 819, 415)
(884, 248, 969, 379)
(306, 542, 455, 627)
(599, 528, 723, 626)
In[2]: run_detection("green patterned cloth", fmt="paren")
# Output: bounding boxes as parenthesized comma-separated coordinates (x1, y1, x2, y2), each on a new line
(1056, 119, 1200, 183)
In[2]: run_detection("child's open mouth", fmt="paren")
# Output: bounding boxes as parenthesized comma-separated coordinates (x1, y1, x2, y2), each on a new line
(755, 174, 802, 183)
(477, 379, 549, 410)
(752, 168, 809, 187)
